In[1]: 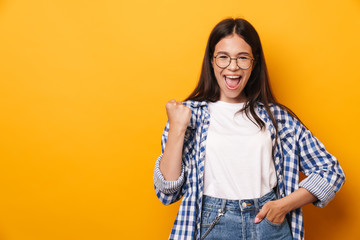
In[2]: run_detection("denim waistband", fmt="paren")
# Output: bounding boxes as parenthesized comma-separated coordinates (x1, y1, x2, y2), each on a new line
(202, 190, 276, 212)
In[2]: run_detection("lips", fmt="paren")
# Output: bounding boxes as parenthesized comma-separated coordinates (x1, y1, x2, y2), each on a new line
(224, 75, 241, 89)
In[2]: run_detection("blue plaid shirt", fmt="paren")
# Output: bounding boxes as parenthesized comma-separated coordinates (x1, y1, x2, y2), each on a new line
(153, 100, 345, 240)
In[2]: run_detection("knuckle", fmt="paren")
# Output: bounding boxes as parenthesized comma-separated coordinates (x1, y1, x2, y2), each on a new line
(167, 100, 175, 105)
(166, 100, 177, 107)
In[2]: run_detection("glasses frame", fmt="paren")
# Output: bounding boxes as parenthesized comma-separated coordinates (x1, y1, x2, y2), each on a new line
(213, 54, 254, 70)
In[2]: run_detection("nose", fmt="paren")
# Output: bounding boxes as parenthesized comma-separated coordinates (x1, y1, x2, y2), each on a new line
(228, 58, 239, 71)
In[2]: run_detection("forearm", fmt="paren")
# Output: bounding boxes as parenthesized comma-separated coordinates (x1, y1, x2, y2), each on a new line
(159, 127, 186, 181)
(279, 187, 317, 213)
(255, 187, 318, 223)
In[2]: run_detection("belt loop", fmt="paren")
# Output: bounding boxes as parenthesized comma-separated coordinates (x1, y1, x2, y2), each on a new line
(254, 196, 259, 211)
(220, 199, 226, 213)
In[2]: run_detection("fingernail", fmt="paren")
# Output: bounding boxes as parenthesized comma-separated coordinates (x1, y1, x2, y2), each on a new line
(254, 217, 260, 223)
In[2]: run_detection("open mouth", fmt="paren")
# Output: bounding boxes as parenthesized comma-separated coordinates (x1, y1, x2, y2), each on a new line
(224, 75, 242, 89)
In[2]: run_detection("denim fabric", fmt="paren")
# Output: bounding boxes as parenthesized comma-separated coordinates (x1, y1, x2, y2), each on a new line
(200, 190, 293, 240)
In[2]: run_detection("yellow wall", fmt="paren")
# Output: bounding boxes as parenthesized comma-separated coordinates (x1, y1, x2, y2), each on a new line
(0, 0, 359, 239)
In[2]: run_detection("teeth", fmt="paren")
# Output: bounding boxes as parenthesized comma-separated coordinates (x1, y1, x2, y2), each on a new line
(226, 76, 240, 79)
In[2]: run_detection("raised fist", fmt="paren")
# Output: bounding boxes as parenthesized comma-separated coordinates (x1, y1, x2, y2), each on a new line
(165, 100, 192, 133)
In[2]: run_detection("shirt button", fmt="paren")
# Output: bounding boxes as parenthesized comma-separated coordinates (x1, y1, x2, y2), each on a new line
(242, 202, 247, 208)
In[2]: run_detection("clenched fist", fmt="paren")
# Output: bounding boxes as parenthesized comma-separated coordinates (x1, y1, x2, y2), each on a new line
(166, 99, 192, 133)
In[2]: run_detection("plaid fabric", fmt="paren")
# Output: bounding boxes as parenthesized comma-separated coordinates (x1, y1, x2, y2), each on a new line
(153, 100, 345, 240)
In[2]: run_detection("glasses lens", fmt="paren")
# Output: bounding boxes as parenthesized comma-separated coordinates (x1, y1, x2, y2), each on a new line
(215, 54, 253, 69)
(215, 54, 230, 68)
(237, 56, 252, 69)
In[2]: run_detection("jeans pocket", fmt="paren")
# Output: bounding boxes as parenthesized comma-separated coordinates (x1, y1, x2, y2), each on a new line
(200, 211, 211, 227)
(264, 217, 286, 227)
(200, 209, 225, 240)
(201, 208, 222, 226)
(258, 217, 292, 240)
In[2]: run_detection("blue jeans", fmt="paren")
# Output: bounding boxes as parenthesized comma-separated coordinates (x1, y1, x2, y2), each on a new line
(200, 190, 293, 240)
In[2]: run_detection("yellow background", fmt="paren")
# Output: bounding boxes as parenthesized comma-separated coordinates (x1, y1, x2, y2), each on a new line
(0, 0, 359, 239)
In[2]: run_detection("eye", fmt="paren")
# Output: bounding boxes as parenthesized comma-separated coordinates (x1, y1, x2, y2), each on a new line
(218, 55, 229, 59)
(238, 56, 250, 60)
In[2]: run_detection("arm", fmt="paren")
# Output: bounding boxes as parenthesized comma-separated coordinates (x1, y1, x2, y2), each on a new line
(256, 118, 345, 223)
(255, 188, 317, 223)
(160, 125, 187, 181)
(297, 124, 345, 207)
(153, 100, 192, 205)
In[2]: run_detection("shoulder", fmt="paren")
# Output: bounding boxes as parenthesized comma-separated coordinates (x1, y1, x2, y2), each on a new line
(257, 102, 301, 129)
(182, 100, 209, 115)
(182, 100, 208, 109)
(181, 100, 209, 129)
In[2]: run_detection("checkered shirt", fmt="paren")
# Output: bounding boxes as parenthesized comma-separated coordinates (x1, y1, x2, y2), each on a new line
(153, 100, 345, 240)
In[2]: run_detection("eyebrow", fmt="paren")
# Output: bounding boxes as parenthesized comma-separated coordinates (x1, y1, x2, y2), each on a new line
(216, 51, 251, 56)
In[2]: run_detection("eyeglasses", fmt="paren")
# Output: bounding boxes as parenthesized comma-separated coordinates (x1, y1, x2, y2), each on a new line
(213, 54, 254, 70)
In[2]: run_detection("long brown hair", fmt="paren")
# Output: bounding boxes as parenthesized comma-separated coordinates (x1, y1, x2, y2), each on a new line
(185, 18, 301, 136)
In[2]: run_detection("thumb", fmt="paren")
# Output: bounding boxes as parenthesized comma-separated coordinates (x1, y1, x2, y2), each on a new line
(254, 206, 269, 224)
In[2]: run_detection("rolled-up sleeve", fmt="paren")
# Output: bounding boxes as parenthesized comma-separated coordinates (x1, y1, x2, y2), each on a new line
(153, 153, 185, 194)
(298, 126, 345, 208)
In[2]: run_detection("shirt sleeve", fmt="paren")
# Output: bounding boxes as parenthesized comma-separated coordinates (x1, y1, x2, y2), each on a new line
(153, 121, 187, 205)
(153, 153, 185, 194)
(297, 124, 345, 207)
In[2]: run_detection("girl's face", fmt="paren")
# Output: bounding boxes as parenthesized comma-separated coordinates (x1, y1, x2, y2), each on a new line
(212, 34, 254, 103)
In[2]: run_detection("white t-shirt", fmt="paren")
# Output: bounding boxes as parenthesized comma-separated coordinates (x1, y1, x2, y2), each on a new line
(203, 101, 277, 200)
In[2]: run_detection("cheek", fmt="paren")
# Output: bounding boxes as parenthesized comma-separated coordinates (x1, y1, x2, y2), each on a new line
(213, 69, 223, 86)
(244, 68, 253, 79)
(214, 70, 224, 84)
(213, 66, 223, 77)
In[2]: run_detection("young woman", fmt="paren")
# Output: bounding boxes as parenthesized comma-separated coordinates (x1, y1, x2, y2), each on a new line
(153, 18, 345, 240)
